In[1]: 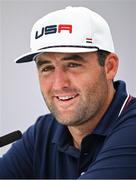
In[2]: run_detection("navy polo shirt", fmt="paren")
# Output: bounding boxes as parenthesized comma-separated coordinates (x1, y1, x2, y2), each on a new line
(0, 80, 136, 179)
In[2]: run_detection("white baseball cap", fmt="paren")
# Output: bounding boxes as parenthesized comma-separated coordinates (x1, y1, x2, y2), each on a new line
(15, 6, 115, 63)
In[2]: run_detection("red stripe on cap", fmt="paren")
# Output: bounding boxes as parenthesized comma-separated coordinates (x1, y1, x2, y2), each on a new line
(86, 38, 92, 40)
(86, 38, 92, 43)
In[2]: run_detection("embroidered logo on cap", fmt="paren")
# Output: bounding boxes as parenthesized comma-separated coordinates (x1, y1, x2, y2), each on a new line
(35, 24, 72, 39)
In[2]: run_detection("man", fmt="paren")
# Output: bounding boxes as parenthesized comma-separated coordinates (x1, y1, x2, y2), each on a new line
(0, 6, 136, 179)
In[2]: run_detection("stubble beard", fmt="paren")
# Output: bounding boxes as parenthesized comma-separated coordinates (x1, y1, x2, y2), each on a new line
(42, 76, 108, 127)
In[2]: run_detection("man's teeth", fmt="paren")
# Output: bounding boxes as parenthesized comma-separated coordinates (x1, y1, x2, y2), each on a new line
(57, 95, 76, 101)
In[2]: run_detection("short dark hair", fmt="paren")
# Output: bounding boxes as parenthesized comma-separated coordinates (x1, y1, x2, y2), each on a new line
(96, 50, 110, 66)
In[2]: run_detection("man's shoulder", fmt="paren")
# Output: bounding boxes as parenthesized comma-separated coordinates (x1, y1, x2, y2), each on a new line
(103, 96, 136, 148)
(109, 96, 136, 131)
(22, 113, 60, 145)
(119, 96, 136, 121)
(34, 113, 59, 134)
(35, 113, 56, 126)
(128, 96, 136, 111)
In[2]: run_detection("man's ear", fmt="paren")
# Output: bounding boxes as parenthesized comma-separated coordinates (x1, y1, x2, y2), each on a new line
(104, 53, 119, 80)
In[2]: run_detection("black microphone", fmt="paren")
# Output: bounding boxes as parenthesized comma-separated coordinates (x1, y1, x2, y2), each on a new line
(0, 130, 22, 147)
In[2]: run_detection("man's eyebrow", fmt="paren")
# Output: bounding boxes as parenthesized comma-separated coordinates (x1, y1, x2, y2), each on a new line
(35, 54, 85, 67)
(61, 54, 85, 62)
(35, 59, 51, 68)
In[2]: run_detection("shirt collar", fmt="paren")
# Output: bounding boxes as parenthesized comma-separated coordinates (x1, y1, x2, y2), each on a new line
(93, 80, 129, 136)
(52, 123, 80, 157)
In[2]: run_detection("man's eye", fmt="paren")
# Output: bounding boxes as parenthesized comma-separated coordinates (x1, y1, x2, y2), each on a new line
(40, 65, 54, 73)
(68, 63, 81, 68)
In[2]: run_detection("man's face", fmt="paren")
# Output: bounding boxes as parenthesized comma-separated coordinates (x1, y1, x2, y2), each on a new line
(36, 52, 109, 126)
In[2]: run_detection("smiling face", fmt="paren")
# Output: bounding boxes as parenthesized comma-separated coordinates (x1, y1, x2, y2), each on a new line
(35, 52, 117, 127)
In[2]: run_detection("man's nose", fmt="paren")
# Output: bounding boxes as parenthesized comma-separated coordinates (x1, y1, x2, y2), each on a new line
(52, 68, 70, 90)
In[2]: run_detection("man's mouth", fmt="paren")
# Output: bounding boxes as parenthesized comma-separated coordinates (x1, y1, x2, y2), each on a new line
(56, 94, 78, 101)
(52, 93, 79, 111)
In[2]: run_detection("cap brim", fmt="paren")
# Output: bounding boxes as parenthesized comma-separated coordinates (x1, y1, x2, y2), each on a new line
(15, 46, 99, 63)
